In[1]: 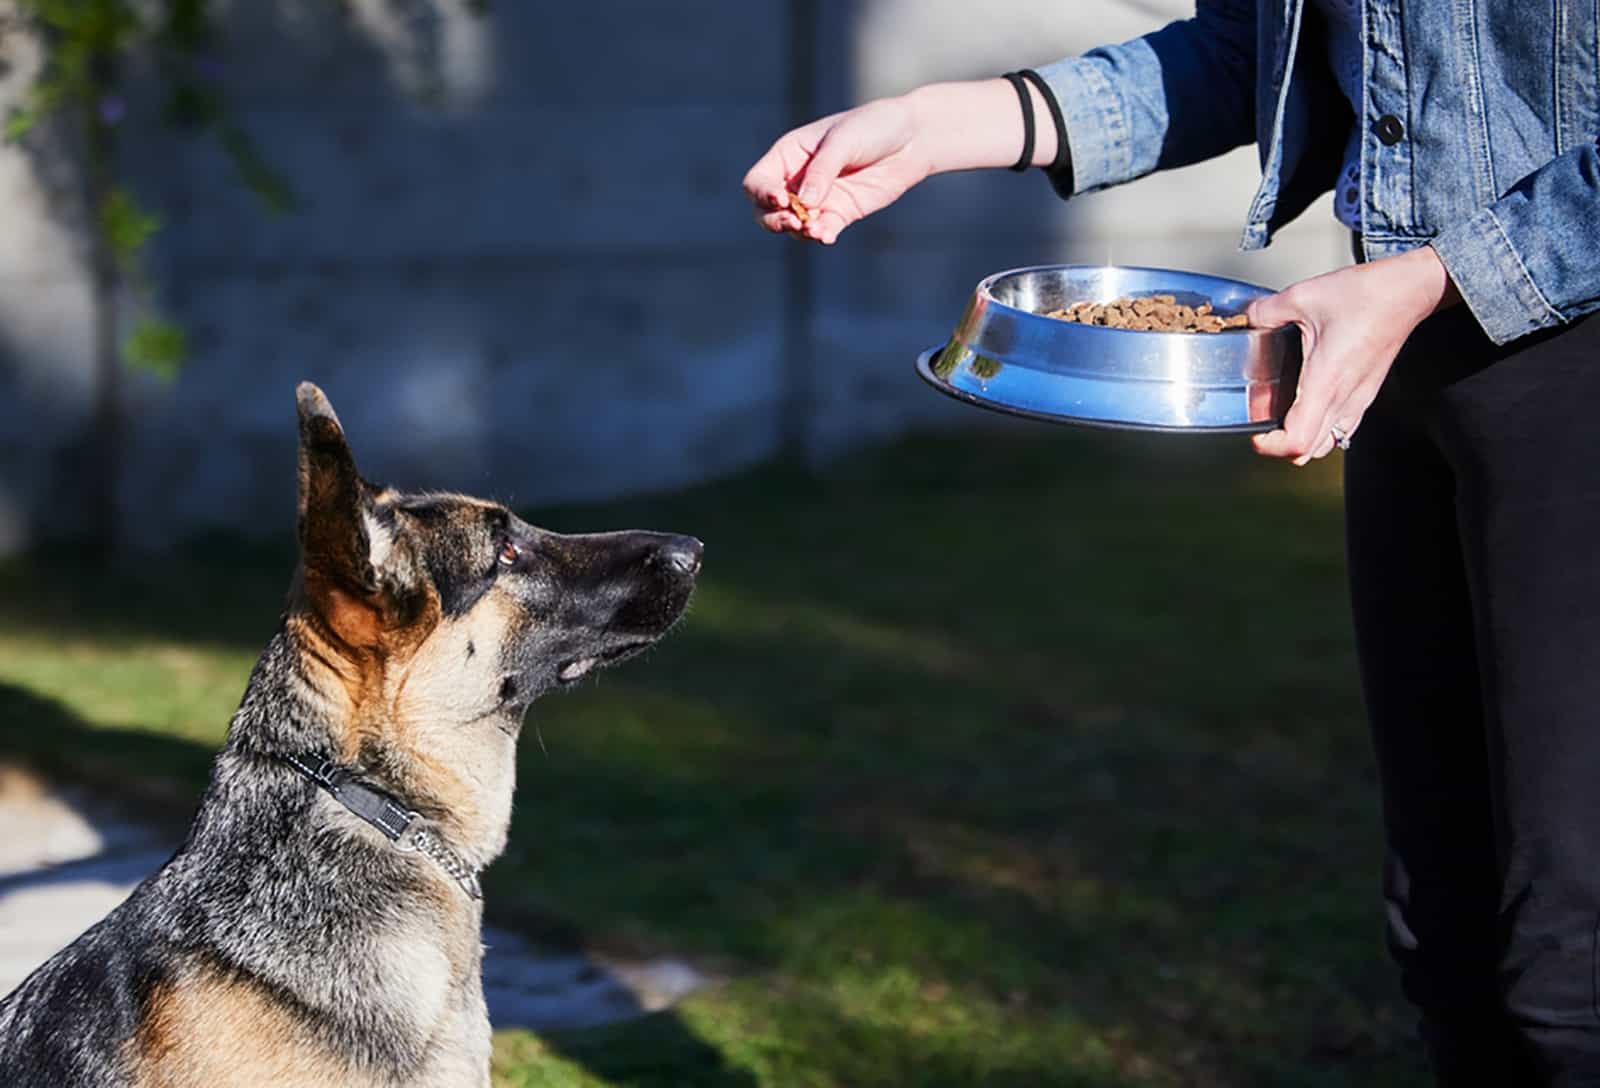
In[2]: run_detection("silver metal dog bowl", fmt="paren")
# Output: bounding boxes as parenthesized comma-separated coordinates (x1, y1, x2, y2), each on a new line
(917, 265, 1302, 432)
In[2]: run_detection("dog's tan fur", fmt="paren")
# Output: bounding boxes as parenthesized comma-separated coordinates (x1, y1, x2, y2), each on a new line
(128, 945, 492, 1088)
(285, 493, 527, 861)
(130, 970, 356, 1088)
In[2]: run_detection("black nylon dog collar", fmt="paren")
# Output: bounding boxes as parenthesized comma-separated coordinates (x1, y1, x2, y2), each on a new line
(279, 752, 483, 900)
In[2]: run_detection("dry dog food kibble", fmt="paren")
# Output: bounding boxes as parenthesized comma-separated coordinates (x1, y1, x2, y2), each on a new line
(787, 192, 812, 224)
(1044, 295, 1250, 333)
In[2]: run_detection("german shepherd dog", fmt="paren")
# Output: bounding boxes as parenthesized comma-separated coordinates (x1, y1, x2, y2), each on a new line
(0, 383, 702, 1086)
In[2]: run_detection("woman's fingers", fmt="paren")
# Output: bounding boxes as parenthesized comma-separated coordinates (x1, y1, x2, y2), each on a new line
(753, 200, 851, 244)
(806, 207, 850, 244)
(743, 113, 846, 211)
(1244, 283, 1368, 463)
(1246, 253, 1453, 464)
(753, 201, 846, 244)
(1253, 393, 1333, 463)
(1298, 430, 1338, 463)
(742, 137, 810, 211)
(794, 125, 858, 210)
(1248, 287, 1326, 462)
(755, 209, 802, 234)
(742, 155, 790, 212)
(1252, 358, 1380, 464)
(746, 98, 922, 239)
(744, 126, 849, 234)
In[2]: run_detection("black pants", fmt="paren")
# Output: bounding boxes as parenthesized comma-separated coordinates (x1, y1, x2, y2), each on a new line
(1345, 303, 1600, 1085)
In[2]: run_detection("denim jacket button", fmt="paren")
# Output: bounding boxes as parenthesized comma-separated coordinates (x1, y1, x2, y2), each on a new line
(1376, 114, 1405, 146)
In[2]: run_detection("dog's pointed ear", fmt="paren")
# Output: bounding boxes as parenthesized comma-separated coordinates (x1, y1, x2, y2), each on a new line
(296, 382, 378, 599)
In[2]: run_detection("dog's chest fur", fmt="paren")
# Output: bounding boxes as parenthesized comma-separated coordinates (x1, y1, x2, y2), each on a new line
(130, 933, 491, 1088)
(131, 655, 509, 1087)
(133, 767, 502, 1088)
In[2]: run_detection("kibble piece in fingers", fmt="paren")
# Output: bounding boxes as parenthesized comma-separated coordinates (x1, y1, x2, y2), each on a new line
(787, 192, 812, 224)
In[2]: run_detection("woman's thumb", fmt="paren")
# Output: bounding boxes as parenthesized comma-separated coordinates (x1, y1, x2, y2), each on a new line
(796, 126, 854, 209)
(1245, 288, 1301, 331)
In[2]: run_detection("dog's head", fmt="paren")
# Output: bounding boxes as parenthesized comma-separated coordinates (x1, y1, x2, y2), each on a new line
(290, 382, 700, 758)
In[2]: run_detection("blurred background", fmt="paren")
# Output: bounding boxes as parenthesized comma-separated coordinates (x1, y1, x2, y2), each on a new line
(0, 2, 1417, 1085)
(0, 0, 1348, 553)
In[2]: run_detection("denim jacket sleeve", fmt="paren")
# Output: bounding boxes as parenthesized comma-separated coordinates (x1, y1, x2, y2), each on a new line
(1429, 142, 1600, 346)
(1031, 1, 1257, 199)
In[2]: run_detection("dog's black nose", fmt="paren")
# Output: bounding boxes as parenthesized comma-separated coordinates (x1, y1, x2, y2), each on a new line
(659, 536, 703, 576)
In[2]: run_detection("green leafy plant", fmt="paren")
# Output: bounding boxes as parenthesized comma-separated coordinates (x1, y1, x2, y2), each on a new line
(4, 0, 295, 375)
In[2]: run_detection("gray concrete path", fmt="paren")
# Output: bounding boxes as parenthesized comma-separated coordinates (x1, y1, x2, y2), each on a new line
(0, 765, 704, 1031)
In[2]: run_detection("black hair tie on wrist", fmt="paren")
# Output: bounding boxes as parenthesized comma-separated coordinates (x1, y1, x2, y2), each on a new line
(1002, 72, 1035, 173)
(1019, 68, 1074, 193)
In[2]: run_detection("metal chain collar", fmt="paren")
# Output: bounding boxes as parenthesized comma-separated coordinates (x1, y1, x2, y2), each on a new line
(278, 752, 483, 900)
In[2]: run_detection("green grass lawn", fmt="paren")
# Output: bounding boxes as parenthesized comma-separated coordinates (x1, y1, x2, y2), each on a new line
(0, 426, 1425, 1086)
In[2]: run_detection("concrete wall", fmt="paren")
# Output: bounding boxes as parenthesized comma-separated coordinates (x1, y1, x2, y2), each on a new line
(0, 0, 1348, 552)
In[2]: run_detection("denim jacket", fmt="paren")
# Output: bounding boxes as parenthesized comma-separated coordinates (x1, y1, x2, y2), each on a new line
(1036, 1, 1599, 345)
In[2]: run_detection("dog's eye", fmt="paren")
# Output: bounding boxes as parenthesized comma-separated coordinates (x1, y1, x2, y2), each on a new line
(497, 540, 520, 567)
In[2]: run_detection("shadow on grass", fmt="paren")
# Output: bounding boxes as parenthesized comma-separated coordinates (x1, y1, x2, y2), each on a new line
(0, 430, 1426, 1085)
(541, 996, 1137, 1088)
(0, 683, 216, 825)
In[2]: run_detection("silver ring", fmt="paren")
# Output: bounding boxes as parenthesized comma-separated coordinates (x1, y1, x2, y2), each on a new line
(1330, 425, 1352, 451)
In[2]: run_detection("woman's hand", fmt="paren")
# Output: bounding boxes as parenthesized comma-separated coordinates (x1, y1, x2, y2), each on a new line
(743, 80, 1057, 246)
(1246, 245, 1461, 464)
(743, 97, 931, 245)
